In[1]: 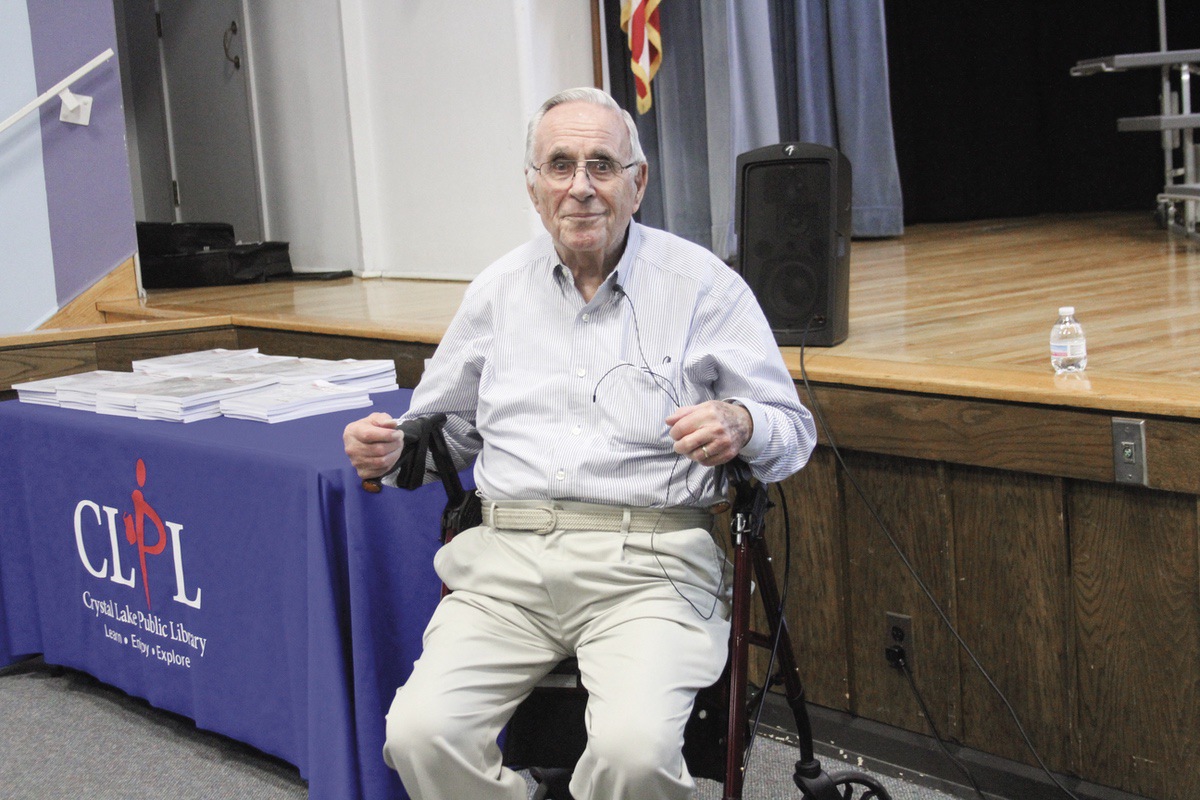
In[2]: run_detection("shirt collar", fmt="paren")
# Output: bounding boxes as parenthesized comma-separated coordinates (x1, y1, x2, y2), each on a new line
(549, 221, 642, 297)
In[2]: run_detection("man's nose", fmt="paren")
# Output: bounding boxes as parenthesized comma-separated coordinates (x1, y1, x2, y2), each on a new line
(568, 165, 596, 195)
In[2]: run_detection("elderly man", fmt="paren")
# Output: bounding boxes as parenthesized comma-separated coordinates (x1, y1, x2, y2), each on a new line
(343, 87, 816, 800)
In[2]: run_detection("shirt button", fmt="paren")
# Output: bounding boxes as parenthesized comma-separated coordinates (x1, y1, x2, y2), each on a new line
(582, 313, 590, 322)
(555, 469, 566, 481)
(576, 367, 586, 378)
(571, 425, 582, 436)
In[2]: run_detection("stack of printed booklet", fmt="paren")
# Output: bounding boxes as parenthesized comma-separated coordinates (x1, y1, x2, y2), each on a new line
(13, 348, 398, 423)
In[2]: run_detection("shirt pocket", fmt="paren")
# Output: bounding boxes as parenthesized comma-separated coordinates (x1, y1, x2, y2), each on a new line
(596, 361, 683, 450)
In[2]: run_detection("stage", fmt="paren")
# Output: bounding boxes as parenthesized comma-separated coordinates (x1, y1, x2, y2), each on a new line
(95, 211, 1200, 419)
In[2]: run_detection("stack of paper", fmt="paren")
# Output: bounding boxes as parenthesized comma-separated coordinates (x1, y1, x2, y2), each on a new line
(18, 348, 397, 423)
(14, 370, 136, 409)
(132, 348, 264, 375)
(110, 375, 274, 423)
(12, 372, 87, 406)
(293, 358, 397, 393)
(63, 372, 176, 413)
(198, 352, 299, 376)
(219, 380, 373, 423)
(93, 372, 197, 417)
(218, 357, 398, 393)
(214, 356, 332, 383)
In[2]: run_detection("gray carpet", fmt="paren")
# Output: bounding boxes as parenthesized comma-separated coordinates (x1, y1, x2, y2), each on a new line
(0, 657, 976, 800)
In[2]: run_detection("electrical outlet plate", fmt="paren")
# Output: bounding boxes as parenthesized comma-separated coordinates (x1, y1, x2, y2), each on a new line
(885, 612, 913, 667)
(1112, 418, 1148, 486)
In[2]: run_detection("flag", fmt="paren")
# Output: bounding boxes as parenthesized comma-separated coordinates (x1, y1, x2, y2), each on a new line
(620, 0, 662, 114)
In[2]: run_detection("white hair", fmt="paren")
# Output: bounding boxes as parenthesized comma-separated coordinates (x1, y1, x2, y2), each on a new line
(524, 88, 646, 186)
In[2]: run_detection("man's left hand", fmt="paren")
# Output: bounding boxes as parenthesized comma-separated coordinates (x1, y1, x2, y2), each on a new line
(666, 400, 752, 466)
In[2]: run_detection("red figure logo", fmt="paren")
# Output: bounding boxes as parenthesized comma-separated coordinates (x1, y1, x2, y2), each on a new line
(123, 459, 168, 609)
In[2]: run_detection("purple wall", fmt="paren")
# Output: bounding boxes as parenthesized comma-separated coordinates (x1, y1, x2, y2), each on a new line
(26, 0, 136, 306)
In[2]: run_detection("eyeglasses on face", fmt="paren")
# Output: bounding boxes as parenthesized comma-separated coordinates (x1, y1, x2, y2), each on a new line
(531, 158, 639, 184)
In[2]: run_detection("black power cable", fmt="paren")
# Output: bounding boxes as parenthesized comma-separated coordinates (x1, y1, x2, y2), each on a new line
(797, 332, 1083, 800)
(888, 646, 988, 800)
(601, 283, 803, 778)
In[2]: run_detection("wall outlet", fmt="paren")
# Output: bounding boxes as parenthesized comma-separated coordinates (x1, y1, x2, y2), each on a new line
(885, 612, 914, 669)
(1112, 417, 1148, 486)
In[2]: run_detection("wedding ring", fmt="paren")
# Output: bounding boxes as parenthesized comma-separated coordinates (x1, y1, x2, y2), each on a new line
(701, 445, 710, 459)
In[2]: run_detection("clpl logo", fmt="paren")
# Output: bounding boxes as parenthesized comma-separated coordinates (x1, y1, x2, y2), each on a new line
(73, 458, 202, 610)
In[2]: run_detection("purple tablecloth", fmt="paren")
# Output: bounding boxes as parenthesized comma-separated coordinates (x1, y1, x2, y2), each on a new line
(0, 390, 447, 799)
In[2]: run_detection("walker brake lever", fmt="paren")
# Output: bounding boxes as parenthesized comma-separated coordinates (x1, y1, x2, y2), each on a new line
(361, 419, 425, 493)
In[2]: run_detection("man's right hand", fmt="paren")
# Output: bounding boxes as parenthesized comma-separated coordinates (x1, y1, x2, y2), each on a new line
(343, 412, 406, 479)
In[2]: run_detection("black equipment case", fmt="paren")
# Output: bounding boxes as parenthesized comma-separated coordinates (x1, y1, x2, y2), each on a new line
(136, 221, 235, 256)
(137, 222, 295, 289)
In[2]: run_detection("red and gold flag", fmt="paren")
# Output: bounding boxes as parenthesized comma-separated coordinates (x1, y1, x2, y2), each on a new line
(620, 0, 662, 114)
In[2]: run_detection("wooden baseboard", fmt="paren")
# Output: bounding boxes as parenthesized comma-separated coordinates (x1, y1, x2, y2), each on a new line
(39, 256, 139, 330)
(759, 699, 1152, 800)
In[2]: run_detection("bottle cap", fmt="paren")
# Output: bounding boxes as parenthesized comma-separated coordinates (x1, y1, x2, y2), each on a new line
(1058, 306, 1074, 316)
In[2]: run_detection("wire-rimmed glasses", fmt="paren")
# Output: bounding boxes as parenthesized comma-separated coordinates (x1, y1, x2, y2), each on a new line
(531, 158, 639, 184)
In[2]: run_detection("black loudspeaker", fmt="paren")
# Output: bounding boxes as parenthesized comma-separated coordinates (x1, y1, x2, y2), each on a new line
(735, 143, 851, 347)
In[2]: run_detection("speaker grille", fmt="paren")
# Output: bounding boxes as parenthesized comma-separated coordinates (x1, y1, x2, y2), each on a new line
(741, 160, 833, 333)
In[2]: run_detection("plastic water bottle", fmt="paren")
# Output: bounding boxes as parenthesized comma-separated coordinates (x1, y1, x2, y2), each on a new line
(1050, 306, 1087, 373)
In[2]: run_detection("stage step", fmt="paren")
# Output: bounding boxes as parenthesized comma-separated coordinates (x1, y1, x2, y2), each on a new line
(1118, 113, 1200, 132)
(1159, 183, 1200, 200)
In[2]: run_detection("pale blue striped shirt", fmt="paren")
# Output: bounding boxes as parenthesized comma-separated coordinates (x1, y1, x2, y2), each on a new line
(402, 222, 816, 509)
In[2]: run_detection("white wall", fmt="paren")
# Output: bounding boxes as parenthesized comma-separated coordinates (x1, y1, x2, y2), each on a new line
(2, 0, 591, 336)
(114, 0, 593, 281)
(339, 0, 594, 279)
(0, 0, 61, 333)
(245, 0, 363, 274)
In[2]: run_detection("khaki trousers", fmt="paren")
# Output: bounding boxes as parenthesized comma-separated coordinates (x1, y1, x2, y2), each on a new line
(383, 522, 732, 800)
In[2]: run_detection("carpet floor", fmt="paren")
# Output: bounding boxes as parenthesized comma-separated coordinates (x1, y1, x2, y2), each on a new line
(0, 657, 976, 800)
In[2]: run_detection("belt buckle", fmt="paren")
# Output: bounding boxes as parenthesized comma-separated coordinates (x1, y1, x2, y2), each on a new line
(531, 506, 558, 534)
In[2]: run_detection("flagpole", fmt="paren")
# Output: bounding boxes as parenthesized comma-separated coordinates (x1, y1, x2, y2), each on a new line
(591, 0, 604, 89)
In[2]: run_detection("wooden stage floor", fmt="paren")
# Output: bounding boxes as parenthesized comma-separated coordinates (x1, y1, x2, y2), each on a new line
(100, 211, 1200, 420)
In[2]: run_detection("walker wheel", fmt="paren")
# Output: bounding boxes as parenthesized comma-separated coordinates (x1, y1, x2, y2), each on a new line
(825, 770, 892, 799)
(796, 769, 893, 799)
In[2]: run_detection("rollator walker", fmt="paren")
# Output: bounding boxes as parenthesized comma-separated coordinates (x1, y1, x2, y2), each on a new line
(369, 414, 893, 800)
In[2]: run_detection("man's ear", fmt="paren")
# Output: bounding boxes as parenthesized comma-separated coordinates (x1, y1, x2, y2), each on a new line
(526, 176, 542, 211)
(525, 172, 544, 211)
(631, 162, 649, 211)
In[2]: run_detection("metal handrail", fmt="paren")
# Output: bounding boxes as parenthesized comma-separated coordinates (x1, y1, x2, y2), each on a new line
(0, 48, 114, 137)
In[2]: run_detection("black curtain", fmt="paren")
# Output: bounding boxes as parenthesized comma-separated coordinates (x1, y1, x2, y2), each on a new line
(886, 0, 1200, 223)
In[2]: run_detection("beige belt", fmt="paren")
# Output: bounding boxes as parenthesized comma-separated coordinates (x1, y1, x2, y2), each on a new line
(481, 498, 712, 535)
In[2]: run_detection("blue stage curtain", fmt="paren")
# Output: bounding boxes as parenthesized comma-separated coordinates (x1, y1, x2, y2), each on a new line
(782, 0, 904, 239)
(606, 0, 904, 258)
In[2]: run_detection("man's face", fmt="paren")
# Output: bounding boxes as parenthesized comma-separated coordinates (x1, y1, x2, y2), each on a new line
(527, 102, 647, 269)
